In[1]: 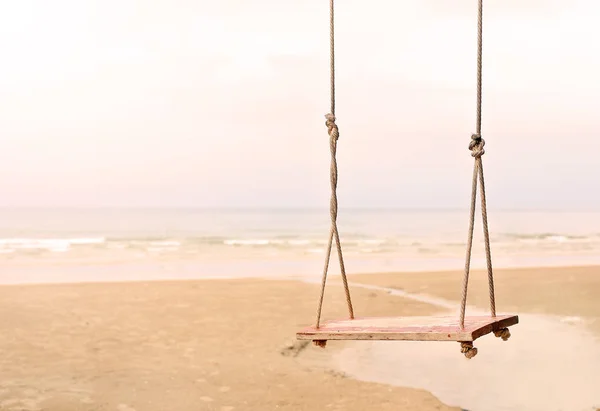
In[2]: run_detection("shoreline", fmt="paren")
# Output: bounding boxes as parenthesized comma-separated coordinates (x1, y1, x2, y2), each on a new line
(1, 257, 600, 286)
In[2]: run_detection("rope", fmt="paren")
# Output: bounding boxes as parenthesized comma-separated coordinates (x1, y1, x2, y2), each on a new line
(329, 0, 335, 116)
(459, 153, 479, 328)
(315, 0, 354, 329)
(459, 0, 497, 328)
(460, 342, 478, 359)
(494, 328, 511, 341)
(475, 0, 483, 135)
(478, 155, 496, 317)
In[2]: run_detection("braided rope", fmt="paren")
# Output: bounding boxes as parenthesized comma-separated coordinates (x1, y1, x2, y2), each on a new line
(460, 342, 478, 359)
(315, 0, 354, 328)
(459, 0, 497, 328)
(494, 327, 511, 341)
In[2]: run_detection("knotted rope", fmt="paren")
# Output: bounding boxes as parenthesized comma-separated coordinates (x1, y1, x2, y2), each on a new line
(460, 342, 478, 359)
(315, 0, 354, 329)
(494, 327, 511, 341)
(459, 0, 499, 332)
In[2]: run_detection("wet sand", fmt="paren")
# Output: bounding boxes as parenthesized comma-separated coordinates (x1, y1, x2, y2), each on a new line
(351, 265, 600, 333)
(336, 265, 600, 411)
(0, 265, 598, 410)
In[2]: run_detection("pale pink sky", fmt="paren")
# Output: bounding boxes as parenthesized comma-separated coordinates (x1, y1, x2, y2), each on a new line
(0, 0, 598, 209)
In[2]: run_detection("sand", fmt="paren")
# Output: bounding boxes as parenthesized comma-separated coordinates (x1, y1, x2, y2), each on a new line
(0, 265, 598, 410)
(351, 265, 600, 333)
(337, 266, 600, 411)
(0, 276, 455, 411)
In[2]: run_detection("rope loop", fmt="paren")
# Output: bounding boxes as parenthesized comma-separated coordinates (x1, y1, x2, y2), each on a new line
(494, 327, 511, 341)
(469, 133, 486, 158)
(325, 113, 339, 141)
(460, 342, 478, 359)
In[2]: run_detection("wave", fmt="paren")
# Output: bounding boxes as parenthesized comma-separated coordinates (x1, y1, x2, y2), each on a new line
(0, 232, 599, 257)
(223, 239, 272, 246)
(499, 233, 593, 242)
(0, 237, 105, 245)
(0, 237, 106, 253)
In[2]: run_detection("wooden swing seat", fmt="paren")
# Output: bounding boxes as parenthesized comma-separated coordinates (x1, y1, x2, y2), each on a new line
(297, 314, 518, 342)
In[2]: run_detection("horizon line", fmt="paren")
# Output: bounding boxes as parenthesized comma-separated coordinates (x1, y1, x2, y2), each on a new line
(0, 206, 596, 213)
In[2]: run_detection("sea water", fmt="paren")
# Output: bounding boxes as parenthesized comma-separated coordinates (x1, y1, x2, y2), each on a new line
(1, 207, 599, 284)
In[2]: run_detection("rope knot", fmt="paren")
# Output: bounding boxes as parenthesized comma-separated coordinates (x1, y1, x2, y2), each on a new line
(469, 133, 485, 158)
(460, 342, 478, 359)
(494, 327, 511, 341)
(325, 113, 339, 141)
(313, 340, 327, 348)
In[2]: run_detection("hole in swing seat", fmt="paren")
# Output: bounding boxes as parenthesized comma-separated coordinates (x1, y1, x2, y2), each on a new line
(296, 314, 518, 342)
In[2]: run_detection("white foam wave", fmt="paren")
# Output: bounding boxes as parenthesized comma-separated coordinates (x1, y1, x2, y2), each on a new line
(146, 247, 178, 253)
(221, 238, 391, 247)
(361, 239, 387, 245)
(288, 240, 311, 246)
(224, 239, 271, 246)
(149, 241, 181, 247)
(68, 238, 106, 245)
(0, 231, 599, 262)
(0, 237, 105, 252)
(512, 234, 596, 245)
(359, 248, 379, 253)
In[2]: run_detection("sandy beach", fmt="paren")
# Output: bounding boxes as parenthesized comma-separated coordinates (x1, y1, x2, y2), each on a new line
(3, 0, 599, 407)
(0, 265, 598, 411)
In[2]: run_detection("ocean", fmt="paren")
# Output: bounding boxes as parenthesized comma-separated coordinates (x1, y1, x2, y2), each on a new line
(1, 207, 599, 284)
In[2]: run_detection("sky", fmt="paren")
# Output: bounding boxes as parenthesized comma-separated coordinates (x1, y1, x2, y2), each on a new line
(0, 0, 599, 209)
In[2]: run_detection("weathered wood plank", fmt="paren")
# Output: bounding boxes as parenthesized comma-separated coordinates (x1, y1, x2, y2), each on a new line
(296, 314, 518, 342)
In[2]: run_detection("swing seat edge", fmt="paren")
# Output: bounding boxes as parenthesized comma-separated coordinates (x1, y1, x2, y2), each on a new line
(296, 314, 518, 342)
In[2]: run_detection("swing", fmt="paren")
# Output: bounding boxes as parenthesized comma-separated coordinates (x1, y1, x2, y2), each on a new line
(296, 0, 518, 359)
